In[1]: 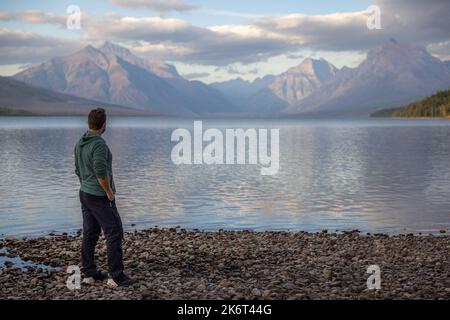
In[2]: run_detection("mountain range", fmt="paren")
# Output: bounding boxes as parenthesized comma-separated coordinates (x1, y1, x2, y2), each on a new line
(0, 76, 150, 116)
(293, 40, 450, 115)
(4, 39, 450, 116)
(13, 41, 236, 116)
(212, 58, 339, 113)
(212, 39, 450, 116)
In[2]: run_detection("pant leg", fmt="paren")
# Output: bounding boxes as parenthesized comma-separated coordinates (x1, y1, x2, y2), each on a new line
(80, 191, 101, 277)
(81, 192, 124, 279)
(102, 200, 124, 279)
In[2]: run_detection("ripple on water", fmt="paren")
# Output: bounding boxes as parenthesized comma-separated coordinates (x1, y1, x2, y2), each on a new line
(0, 117, 450, 236)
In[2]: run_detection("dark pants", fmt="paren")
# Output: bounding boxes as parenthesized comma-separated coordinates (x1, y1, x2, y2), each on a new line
(79, 190, 124, 279)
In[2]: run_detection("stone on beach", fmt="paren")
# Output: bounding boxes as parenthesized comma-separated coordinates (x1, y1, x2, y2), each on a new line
(0, 229, 449, 300)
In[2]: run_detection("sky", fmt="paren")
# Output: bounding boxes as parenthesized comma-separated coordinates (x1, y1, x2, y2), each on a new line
(0, 0, 449, 83)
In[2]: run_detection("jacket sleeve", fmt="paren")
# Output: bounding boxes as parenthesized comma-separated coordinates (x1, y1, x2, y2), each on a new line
(74, 145, 81, 182)
(92, 141, 108, 178)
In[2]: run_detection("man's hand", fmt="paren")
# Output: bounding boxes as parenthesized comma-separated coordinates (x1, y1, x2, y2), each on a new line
(98, 176, 115, 202)
(106, 189, 115, 202)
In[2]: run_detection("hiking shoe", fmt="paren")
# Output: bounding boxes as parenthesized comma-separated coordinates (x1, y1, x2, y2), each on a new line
(107, 273, 137, 288)
(82, 272, 109, 285)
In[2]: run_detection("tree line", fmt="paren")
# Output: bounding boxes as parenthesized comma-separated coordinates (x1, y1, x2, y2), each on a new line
(372, 89, 450, 118)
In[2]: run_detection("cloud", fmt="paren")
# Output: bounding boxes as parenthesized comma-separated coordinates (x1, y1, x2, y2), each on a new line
(108, 0, 197, 13)
(198, 9, 266, 19)
(0, 28, 81, 65)
(286, 53, 305, 60)
(85, 16, 207, 43)
(1, 0, 449, 67)
(83, 0, 450, 66)
(377, 0, 450, 50)
(0, 10, 67, 27)
(84, 15, 293, 65)
(252, 0, 450, 52)
(427, 41, 450, 61)
(216, 65, 259, 76)
(182, 72, 210, 79)
(78, 7, 379, 66)
(252, 11, 380, 52)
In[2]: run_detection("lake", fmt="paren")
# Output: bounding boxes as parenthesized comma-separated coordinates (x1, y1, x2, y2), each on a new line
(0, 116, 449, 236)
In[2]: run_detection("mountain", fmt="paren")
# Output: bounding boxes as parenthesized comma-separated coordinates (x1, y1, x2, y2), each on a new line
(98, 41, 240, 115)
(10, 40, 450, 117)
(98, 41, 180, 79)
(212, 58, 338, 113)
(210, 75, 275, 108)
(98, 41, 180, 78)
(0, 76, 150, 116)
(293, 40, 450, 115)
(250, 58, 338, 113)
(371, 88, 450, 118)
(14, 42, 236, 116)
(266, 58, 338, 105)
(212, 41, 450, 116)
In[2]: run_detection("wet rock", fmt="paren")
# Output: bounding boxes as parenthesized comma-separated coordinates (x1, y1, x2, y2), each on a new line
(4, 261, 13, 268)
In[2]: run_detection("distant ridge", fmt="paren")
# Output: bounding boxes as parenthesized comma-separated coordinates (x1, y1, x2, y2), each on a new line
(371, 89, 450, 118)
(14, 42, 236, 116)
(291, 40, 450, 115)
(213, 40, 450, 116)
(8, 40, 450, 116)
(0, 76, 153, 116)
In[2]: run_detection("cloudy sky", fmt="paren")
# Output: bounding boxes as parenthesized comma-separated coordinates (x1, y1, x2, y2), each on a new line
(0, 0, 449, 83)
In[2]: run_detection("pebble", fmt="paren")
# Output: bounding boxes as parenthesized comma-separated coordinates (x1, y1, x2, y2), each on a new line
(322, 269, 332, 279)
(251, 288, 261, 296)
(0, 229, 448, 300)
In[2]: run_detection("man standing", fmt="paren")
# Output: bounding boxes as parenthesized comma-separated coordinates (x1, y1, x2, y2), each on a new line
(74, 108, 136, 287)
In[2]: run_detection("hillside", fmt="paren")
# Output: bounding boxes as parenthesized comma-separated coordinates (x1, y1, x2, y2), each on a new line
(371, 89, 450, 118)
(0, 76, 152, 116)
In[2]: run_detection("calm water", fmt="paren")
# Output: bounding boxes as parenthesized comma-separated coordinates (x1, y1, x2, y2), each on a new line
(0, 116, 449, 236)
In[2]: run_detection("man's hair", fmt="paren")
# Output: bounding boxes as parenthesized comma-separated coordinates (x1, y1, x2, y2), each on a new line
(88, 108, 106, 130)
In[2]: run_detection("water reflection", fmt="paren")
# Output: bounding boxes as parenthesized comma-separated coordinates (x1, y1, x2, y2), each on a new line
(0, 117, 449, 236)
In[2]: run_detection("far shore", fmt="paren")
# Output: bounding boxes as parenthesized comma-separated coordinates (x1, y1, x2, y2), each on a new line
(2, 111, 450, 120)
(1, 228, 449, 300)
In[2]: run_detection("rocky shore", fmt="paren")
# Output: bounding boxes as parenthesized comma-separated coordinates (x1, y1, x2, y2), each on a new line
(0, 228, 449, 300)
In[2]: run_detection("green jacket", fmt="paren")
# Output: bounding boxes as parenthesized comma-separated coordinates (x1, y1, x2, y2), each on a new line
(74, 131, 115, 196)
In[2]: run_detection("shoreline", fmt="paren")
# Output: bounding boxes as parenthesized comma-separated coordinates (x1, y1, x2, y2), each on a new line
(1, 228, 449, 300)
(1, 224, 448, 240)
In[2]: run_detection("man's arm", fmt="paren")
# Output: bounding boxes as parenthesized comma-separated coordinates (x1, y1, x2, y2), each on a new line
(97, 176, 115, 202)
(74, 146, 81, 183)
(93, 142, 115, 201)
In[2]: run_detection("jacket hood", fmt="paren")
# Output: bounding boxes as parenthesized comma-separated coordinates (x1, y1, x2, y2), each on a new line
(79, 130, 103, 147)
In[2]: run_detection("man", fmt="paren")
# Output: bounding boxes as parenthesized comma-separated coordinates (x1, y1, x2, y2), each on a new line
(74, 108, 136, 287)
